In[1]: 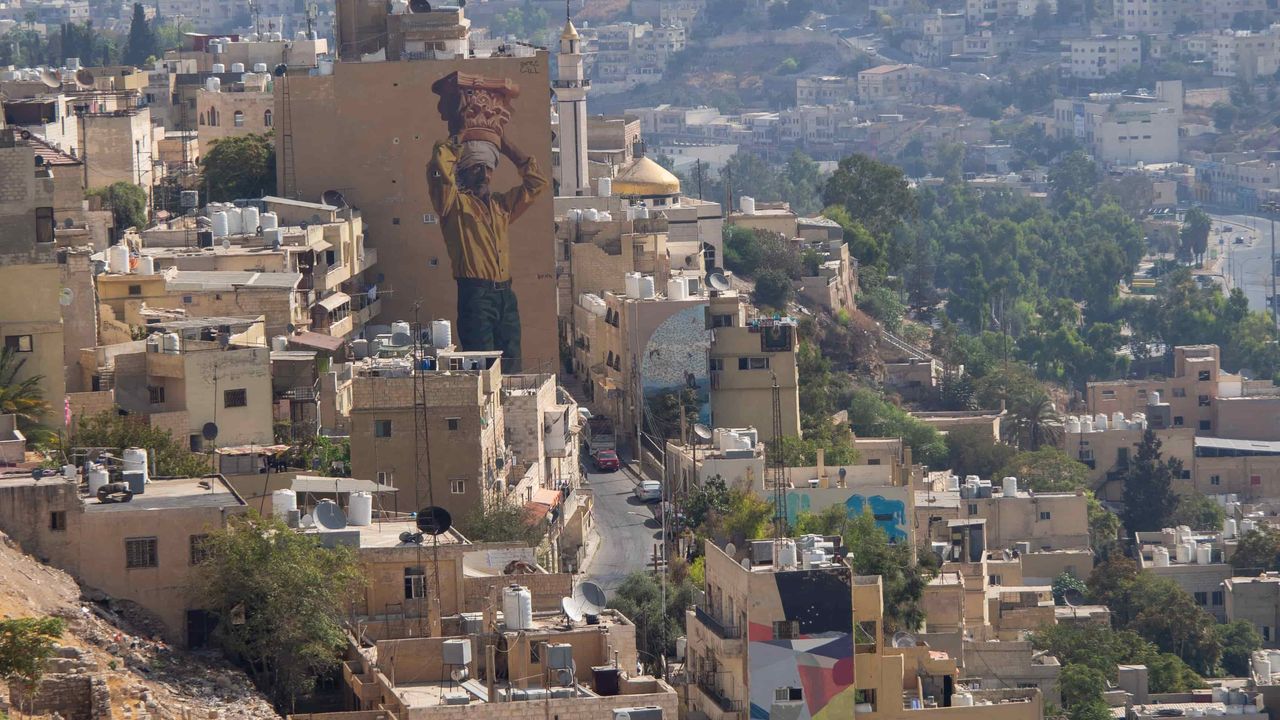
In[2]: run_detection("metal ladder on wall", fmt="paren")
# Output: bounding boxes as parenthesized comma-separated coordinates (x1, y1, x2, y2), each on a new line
(277, 55, 298, 199)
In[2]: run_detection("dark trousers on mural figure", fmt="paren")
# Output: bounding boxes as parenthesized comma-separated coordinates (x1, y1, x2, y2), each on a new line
(456, 277, 521, 372)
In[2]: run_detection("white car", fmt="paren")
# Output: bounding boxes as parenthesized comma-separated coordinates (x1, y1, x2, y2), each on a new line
(633, 480, 662, 503)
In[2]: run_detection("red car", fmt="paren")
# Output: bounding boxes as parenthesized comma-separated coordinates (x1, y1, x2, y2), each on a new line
(593, 449, 620, 472)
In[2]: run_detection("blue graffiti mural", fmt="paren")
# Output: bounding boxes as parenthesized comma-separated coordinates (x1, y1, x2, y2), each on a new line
(785, 492, 908, 542)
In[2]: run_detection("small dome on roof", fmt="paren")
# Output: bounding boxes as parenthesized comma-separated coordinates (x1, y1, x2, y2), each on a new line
(612, 157, 681, 198)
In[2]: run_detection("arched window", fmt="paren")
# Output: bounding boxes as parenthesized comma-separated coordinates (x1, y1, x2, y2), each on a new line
(208, 108, 219, 126)
(233, 110, 245, 128)
(263, 109, 273, 127)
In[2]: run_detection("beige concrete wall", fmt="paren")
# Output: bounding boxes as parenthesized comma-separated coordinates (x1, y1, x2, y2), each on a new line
(1215, 396, 1280, 441)
(0, 261, 67, 420)
(83, 109, 154, 198)
(196, 89, 275, 145)
(182, 346, 274, 447)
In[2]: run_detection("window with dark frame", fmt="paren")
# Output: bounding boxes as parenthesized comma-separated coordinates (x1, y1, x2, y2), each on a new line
(447, 417, 460, 431)
(189, 534, 210, 565)
(223, 388, 247, 408)
(49, 511, 66, 531)
(4, 335, 32, 352)
(374, 419, 392, 438)
(125, 537, 158, 568)
(404, 566, 426, 599)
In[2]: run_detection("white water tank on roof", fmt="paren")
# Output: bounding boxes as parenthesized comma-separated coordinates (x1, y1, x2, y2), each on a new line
(1196, 544, 1212, 565)
(1066, 417, 1081, 434)
(503, 585, 533, 630)
(740, 196, 756, 215)
(271, 335, 289, 352)
(162, 333, 180, 354)
(1253, 653, 1271, 679)
(952, 693, 973, 707)
(598, 177, 612, 197)
(1153, 546, 1170, 567)
(1175, 543, 1192, 563)
(1002, 476, 1018, 496)
(242, 206, 260, 234)
(137, 255, 155, 275)
(1094, 413, 1108, 430)
(87, 464, 109, 495)
(230, 62, 245, 73)
(1225, 518, 1238, 538)
(432, 320, 452, 348)
(259, 212, 278, 231)
(253, 62, 268, 72)
(348, 491, 373, 526)
(211, 211, 229, 238)
(774, 538, 797, 568)
(625, 272, 642, 298)
(225, 206, 242, 235)
(123, 447, 148, 482)
(1149, 391, 1161, 405)
(1243, 519, 1257, 534)
(107, 244, 130, 274)
(391, 321, 412, 339)
(272, 488, 297, 516)
(668, 277, 688, 301)
(1113, 411, 1125, 426)
(212, 62, 225, 73)
(205, 76, 221, 92)
(639, 275, 655, 299)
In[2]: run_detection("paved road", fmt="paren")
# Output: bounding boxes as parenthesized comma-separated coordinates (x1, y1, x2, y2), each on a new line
(581, 463, 662, 593)
(1216, 212, 1277, 314)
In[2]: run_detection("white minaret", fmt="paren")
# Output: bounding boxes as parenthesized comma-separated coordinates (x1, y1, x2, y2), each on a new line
(555, 5, 589, 197)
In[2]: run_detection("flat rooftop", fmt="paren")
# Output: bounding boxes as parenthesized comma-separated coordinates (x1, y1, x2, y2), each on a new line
(303, 519, 466, 548)
(85, 476, 244, 513)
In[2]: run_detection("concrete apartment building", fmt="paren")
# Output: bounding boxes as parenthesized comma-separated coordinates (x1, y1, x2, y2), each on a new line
(1195, 156, 1280, 211)
(1064, 421, 1195, 497)
(914, 480, 1091, 552)
(1225, 574, 1280, 646)
(857, 64, 921, 104)
(0, 471, 248, 648)
(582, 21, 686, 93)
(1086, 345, 1237, 432)
(349, 349, 508, 520)
(707, 293, 801, 442)
(1052, 84, 1182, 166)
(80, 317, 276, 448)
(795, 76, 859, 106)
(1213, 28, 1280, 79)
(1063, 36, 1142, 79)
(687, 538, 1043, 720)
(1114, 0, 1186, 34)
(195, 71, 275, 146)
(1135, 526, 1234, 621)
(134, 195, 380, 340)
(0, 127, 66, 421)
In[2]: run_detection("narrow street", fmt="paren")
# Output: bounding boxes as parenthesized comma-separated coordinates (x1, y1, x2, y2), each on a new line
(580, 463, 662, 593)
(1216, 212, 1277, 316)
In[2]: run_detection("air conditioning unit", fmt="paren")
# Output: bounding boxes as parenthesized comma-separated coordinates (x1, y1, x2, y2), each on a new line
(547, 643, 573, 670)
(443, 638, 472, 665)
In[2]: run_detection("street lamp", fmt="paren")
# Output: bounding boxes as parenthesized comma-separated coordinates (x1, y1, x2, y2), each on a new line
(1263, 201, 1280, 331)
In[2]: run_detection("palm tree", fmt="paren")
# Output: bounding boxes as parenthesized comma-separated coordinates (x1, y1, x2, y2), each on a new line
(1007, 391, 1062, 451)
(0, 347, 51, 445)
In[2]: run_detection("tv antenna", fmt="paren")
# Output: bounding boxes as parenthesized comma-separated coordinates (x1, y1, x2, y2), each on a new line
(305, 2, 319, 39)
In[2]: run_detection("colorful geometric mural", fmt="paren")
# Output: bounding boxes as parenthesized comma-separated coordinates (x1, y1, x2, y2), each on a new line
(784, 491, 908, 542)
(747, 568, 854, 720)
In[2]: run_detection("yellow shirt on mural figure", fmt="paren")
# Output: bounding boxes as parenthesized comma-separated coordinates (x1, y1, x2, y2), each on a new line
(426, 140, 548, 283)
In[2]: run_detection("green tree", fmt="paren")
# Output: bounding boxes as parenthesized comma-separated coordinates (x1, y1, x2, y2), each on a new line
(1120, 430, 1181, 535)
(1230, 527, 1280, 575)
(946, 425, 1016, 480)
(88, 181, 147, 239)
(1088, 494, 1121, 556)
(68, 411, 211, 476)
(200, 134, 276, 202)
(1212, 102, 1238, 132)
(457, 494, 544, 546)
(1052, 572, 1089, 605)
(194, 513, 363, 709)
(999, 448, 1089, 492)
(1032, 1, 1055, 31)
(846, 387, 947, 466)
(0, 347, 51, 444)
(1049, 151, 1099, 212)
(1031, 622, 1204, 692)
(1216, 620, 1262, 676)
(753, 268, 795, 309)
(822, 154, 917, 243)
(1006, 390, 1062, 450)
(122, 2, 156, 66)
(1169, 493, 1225, 531)
(608, 571, 699, 672)
(1180, 207, 1211, 265)
(793, 507, 934, 630)
(0, 617, 64, 688)
(1058, 663, 1107, 709)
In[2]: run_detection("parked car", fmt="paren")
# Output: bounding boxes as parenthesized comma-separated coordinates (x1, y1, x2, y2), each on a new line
(633, 480, 662, 502)
(1236, 236, 1247, 244)
(593, 449, 620, 472)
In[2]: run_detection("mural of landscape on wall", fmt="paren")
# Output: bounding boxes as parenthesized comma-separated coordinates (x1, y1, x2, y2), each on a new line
(640, 304, 711, 426)
(747, 569, 854, 720)
(784, 491, 908, 543)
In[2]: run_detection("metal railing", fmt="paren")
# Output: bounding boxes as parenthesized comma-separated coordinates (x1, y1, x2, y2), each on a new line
(694, 606, 741, 639)
(696, 678, 743, 713)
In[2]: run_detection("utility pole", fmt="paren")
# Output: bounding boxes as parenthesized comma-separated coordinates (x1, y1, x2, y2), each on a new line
(1265, 201, 1280, 331)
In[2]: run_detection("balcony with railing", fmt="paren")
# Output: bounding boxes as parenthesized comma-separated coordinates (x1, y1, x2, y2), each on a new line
(691, 606, 742, 657)
(694, 606, 741, 640)
(695, 677, 743, 719)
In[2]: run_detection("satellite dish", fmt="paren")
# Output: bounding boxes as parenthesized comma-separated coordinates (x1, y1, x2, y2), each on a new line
(59, 287, 75, 306)
(31, 468, 45, 481)
(286, 323, 297, 333)
(367, 285, 379, 303)
(201, 422, 219, 441)
(706, 271, 731, 292)
(693, 423, 712, 442)
(577, 581, 607, 614)
(892, 631, 917, 648)
(838, 467, 848, 481)
(314, 499, 347, 529)
(221, 237, 232, 250)
(450, 667, 470, 683)
(391, 331, 412, 346)
(299, 221, 309, 231)
(1062, 588, 1086, 607)
(416, 506, 453, 535)
(40, 68, 61, 88)
(321, 189, 348, 208)
(75, 68, 94, 88)
(408, 0, 432, 11)
(561, 596, 585, 623)
(272, 63, 288, 77)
